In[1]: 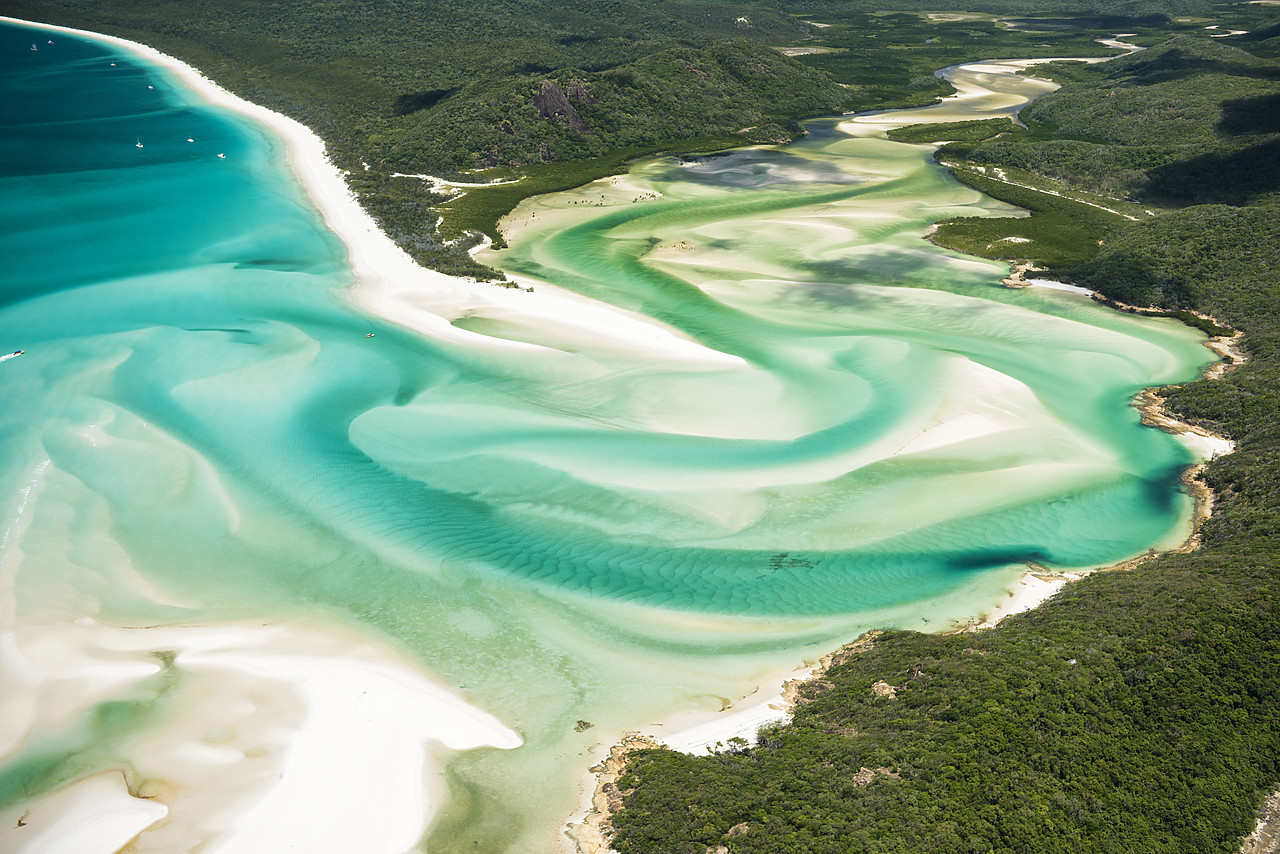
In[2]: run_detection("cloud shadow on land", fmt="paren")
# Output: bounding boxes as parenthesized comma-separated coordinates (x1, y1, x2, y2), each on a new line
(1143, 137, 1280, 205)
(1218, 92, 1280, 136)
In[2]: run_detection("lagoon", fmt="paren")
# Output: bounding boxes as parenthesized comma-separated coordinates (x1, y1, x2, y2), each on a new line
(0, 19, 1216, 854)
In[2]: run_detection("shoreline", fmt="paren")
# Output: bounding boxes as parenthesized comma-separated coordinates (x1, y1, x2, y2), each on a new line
(2, 16, 733, 371)
(569, 310, 1243, 849)
(568, 51, 1246, 850)
(573, 366, 1240, 852)
(564, 204, 1247, 854)
(7, 19, 1246, 854)
(1, 17, 535, 854)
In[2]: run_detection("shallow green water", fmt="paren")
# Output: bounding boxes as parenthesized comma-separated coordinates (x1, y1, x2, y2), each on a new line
(0, 23, 1213, 854)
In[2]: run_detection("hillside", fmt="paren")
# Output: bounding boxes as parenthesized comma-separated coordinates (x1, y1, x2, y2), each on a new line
(10, 0, 1254, 277)
(4, 0, 844, 277)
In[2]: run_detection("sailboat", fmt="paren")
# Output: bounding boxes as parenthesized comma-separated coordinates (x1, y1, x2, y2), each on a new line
(136, 136, 144, 148)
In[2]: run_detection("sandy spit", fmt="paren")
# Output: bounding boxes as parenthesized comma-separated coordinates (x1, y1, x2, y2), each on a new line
(4, 15, 741, 372)
(2, 17, 537, 854)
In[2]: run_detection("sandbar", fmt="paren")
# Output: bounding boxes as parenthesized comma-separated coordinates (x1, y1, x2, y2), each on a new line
(0, 617, 521, 854)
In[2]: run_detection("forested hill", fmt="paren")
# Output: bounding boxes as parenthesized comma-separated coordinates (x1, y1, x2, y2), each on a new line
(9, 0, 1256, 278)
(5, 0, 850, 276)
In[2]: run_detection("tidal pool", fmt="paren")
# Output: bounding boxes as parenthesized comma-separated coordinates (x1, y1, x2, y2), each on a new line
(0, 22, 1214, 854)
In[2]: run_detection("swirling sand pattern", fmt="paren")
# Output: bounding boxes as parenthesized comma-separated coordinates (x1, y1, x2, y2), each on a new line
(0, 22, 1213, 854)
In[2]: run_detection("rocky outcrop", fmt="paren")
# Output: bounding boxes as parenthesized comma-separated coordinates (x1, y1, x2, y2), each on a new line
(568, 734, 660, 854)
(533, 80, 587, 132)
(1241, 786, 1280, 854)
(564, 78, 598, 104)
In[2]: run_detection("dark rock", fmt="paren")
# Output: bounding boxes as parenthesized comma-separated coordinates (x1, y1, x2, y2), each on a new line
(564, 79, 598, 104)
(683, 60, 708, 81)
(532, 80, 586, 133)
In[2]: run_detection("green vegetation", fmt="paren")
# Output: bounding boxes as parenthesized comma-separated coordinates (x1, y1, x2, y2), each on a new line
(768, 8, 1118, 113)
(932, 169, 1130, 267)
(978, 38, 1280, 205)
(886, 117, 1020, 145)
(917, 35, 1280, 270)
(611, 11, 1280, 854)
(617, 546, 1280, 854)
(12, 0, 1248, 277)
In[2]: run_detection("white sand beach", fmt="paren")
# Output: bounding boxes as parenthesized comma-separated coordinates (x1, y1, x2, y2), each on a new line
(2, 17, 742, 373)
(0, 619, 522, 854)
(1, 18, 542, 854)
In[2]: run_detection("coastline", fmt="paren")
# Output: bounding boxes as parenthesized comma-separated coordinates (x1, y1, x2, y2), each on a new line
(0, 17, 535, 854)
(1, 16, 734, 372)
(574, 400, 1237, 854)
(564, 204, 1247, 854)
(5, 20, 1247, 854)
(563, 55, 1247, 848)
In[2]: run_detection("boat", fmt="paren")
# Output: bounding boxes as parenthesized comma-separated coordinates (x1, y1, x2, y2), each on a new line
(136, 137, 143, 148)
(0, 350, 24, 363)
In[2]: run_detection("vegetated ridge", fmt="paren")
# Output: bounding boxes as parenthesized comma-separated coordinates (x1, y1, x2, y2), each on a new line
(7, 0, 1243, 277)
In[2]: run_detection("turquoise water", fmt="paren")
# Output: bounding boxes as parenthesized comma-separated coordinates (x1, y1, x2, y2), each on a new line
(0, 21, 1215, 854)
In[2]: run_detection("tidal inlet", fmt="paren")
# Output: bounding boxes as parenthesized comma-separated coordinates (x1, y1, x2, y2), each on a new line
(0, 20, 1216, 854)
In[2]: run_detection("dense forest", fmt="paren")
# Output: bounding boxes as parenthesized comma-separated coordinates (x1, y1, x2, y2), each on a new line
(6, 0, 1280, 851)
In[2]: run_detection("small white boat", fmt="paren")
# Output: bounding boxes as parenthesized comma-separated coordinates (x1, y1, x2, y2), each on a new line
(136, 137, 144, 148)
